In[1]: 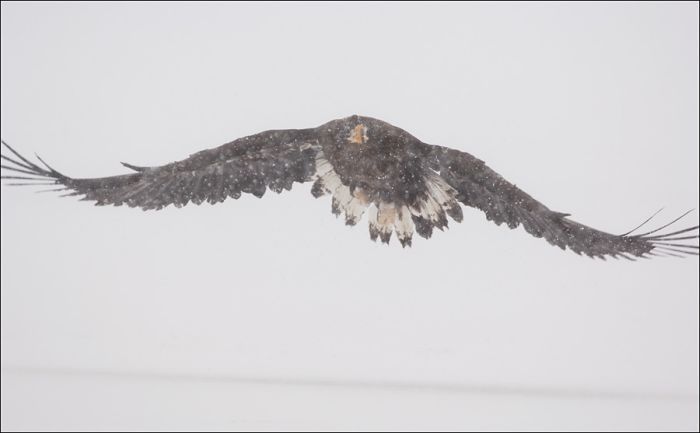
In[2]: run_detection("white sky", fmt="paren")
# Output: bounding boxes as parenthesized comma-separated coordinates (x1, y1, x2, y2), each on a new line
(1, 2, 698, 430)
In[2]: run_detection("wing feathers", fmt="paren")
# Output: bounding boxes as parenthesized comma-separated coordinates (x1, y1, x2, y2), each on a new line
(0, 131, 319, 210)
(428, 144, 698, 258)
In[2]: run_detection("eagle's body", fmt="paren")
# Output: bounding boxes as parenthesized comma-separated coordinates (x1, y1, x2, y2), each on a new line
(1, 115, 698, 258)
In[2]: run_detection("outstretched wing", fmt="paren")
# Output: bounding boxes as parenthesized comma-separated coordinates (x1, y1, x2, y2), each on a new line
(1, 130, 320, 210)
(427, 144, 699, 259)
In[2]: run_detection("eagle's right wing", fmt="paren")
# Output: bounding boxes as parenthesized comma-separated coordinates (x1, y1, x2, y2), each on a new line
(427, 144, 699, 259)
(1, 129, 320, 210)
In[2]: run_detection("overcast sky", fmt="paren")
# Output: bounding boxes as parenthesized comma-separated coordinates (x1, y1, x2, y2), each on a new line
(1, 2, 698, 430)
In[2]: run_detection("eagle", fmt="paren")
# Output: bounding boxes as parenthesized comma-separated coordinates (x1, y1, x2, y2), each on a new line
(1, 115, 698, 259)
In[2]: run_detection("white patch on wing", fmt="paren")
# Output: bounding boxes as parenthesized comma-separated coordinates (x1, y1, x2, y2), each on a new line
(313, 152, 369, 226)
(320, 168, 342, 194)
(410, 172, 460, 228)
(314, 155, 334, 178)
(426, 173, 456, 208)
(410, 193, 443, 224)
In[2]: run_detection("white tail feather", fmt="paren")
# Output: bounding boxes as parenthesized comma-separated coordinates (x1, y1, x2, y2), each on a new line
(313, 152, 463, 246)
(395, 205, 415, 247)
(376, 201, 397, 243)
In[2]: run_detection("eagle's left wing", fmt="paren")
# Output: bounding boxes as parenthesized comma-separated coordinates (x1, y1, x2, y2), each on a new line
(426, 144, 699, 259)
(1, 129, 319, 210)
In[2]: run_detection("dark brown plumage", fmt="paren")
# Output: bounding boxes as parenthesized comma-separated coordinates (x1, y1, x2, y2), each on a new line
(1, 115, 698, 258)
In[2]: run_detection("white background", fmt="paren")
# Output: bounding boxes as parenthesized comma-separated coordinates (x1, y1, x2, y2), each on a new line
(1, 2, 698, 431)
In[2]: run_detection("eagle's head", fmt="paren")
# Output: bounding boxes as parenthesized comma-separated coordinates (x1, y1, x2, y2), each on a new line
(319, 115, 420, 149)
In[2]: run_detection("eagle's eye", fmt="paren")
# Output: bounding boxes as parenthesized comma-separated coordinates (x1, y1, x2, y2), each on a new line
(347, 124, 368, 144)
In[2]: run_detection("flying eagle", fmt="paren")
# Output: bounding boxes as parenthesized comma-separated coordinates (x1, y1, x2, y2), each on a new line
(1, 115, 698, 259)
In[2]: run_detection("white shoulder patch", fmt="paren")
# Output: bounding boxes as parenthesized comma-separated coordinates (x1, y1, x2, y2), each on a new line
(312, 153, 369, 226)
